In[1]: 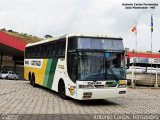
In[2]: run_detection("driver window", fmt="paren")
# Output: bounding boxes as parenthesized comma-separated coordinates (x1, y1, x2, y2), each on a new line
(105, 53, 121, 68)
(67, 53, 78, 83)
(112, 54, 121, 68)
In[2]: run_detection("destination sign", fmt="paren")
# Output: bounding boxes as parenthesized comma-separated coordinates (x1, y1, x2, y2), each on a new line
(78, 38, 124, 51)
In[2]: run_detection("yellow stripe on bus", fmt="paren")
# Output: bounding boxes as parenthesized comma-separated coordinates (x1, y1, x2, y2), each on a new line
(24, 59, 48, 85)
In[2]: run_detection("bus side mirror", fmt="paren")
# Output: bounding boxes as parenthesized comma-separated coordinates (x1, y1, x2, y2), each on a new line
(125, 55, 130, 69)
(126, 58, 130, 69)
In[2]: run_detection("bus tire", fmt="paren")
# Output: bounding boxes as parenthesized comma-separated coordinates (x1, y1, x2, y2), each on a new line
(29, 72, 32, 85)
(58, 80, 67, 99)
(31, 73, 36, 87)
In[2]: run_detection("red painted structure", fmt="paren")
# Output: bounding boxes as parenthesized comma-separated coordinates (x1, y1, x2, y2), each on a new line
(126, 52, 160, 59)
(0, 31, 27, 74)
(0, 32, 26, 52)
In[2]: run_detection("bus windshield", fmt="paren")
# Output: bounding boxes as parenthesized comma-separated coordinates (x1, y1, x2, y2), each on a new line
(67, 51, 126, 82)
(78, 52, 125, 80)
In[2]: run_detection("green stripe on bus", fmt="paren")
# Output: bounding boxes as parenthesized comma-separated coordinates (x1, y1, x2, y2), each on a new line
(43, 58, 58, 89)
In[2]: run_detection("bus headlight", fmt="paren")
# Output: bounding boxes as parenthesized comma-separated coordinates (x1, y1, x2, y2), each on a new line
(118, 80, 127, 88)
(79, 85, 94, 89)
(119, 80, 127, 85)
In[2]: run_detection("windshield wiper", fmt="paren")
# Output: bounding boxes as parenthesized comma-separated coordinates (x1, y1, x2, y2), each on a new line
(106, 67, 119, 82)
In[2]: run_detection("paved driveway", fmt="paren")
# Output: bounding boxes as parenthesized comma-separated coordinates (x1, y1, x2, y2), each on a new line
(0, 80, 160, 119)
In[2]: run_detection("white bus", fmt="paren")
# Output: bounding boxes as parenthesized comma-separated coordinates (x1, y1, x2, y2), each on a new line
(24, 34, 127, 100)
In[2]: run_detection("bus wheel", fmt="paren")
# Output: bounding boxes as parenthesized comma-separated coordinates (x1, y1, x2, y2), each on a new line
(58, 81, 67, 99)
(31, 74, 36, 87)
(29, 73, 32, 85)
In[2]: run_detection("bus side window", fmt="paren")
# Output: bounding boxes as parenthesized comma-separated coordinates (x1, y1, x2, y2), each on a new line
(33, 47, 36, 58)
(26, 47, 37, 58)
(54, 42, 58, 57)
(25, 48, 29, 58)
(52, 43, 56, 57)
(46, 44, 49, 57)
(27, 48, 31, 58)
(35, 46, 37, 58)
(48, 43, 53, 57)
(41, 45, 47, 58)
(60, 41, 65, 56)
(30, 47, 35, 58)
(57, 41, 61, 56)
(41, 45, 44, 57)
(36, 45, 41, 58)
(56, 40, 65, 57)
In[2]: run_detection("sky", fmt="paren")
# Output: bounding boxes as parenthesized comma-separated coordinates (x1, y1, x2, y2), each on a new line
(0, 0, 160, 52)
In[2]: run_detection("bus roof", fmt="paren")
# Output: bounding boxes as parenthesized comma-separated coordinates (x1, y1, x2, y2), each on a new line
(26, 33, 122, 47)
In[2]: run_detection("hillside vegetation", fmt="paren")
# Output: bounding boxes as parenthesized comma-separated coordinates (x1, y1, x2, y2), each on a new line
(0, 28, 42, 43)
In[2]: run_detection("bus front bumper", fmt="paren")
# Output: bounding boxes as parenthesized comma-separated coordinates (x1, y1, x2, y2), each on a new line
(76, 88, 127, 100)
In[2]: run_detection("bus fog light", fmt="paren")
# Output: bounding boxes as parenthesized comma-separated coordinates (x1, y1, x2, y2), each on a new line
(119, 91, 126, 94)
(83, 92, 92, 98)
(83, 92, 92, 96)
(118, 84, 126, 88)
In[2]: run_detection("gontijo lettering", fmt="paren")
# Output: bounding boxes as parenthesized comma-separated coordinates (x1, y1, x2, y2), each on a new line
(31, 60, 41, 66)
